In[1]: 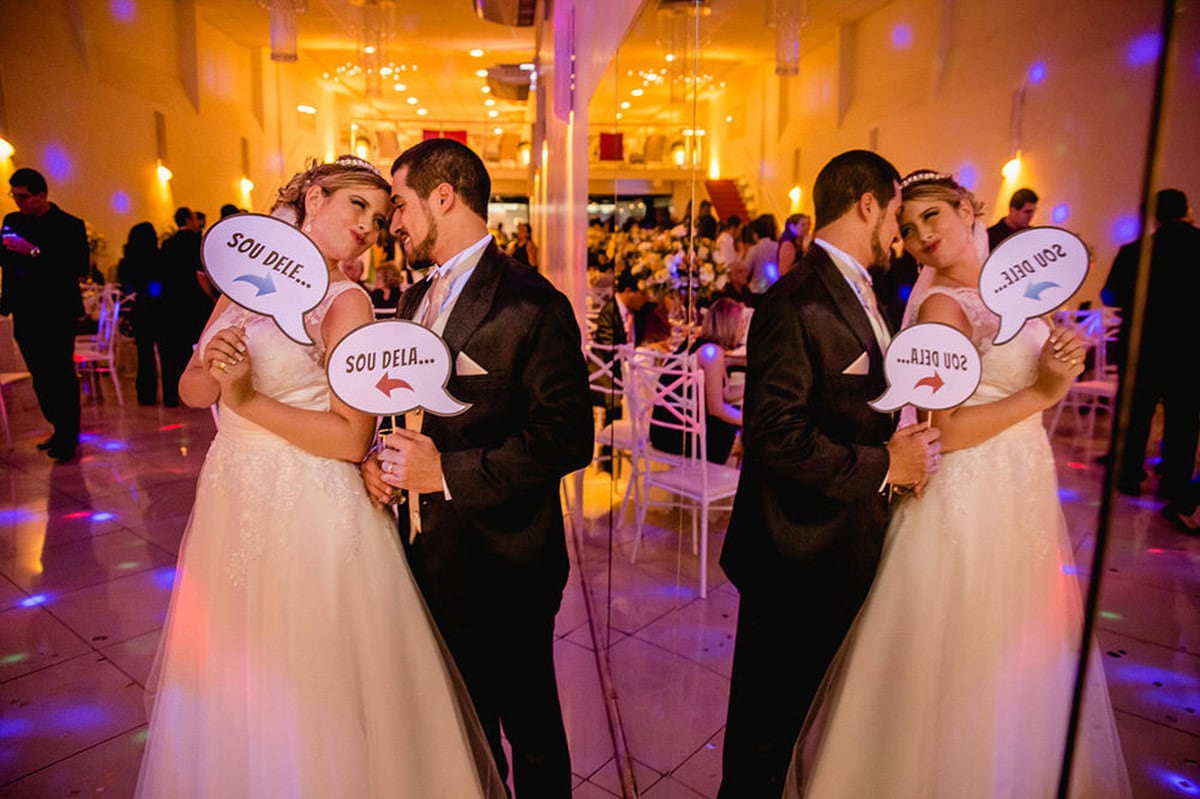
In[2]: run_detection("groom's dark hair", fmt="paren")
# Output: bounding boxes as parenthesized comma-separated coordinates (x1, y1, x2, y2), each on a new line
(812, 150, 901, 230)
(391, 138, 490, 220)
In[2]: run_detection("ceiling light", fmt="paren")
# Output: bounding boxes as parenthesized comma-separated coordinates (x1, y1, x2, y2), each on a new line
(519, 63, 535, 71)
(407, 97, 419, 105)
(296, 104, 317, 115)
(364, 45, 376, 55)
(665, 53, 676, 62)
(393, 83, 406, 91)
(156, 160, 173, 182)
(0, 137, 13, 159)
(476, 69, 489, 78)
(481, 86, 491, 94)
(484, 99, 496, 106)
(417, 108, 428, 116)
(241, 177, 255, 193)
(725, 115, 733, 123)
(620, 101, 631, 109)
(488, 110, 498, 118)
(469, 49, 484, 58)
(631, 88, 644, 97)
(494, 127, 503, 135)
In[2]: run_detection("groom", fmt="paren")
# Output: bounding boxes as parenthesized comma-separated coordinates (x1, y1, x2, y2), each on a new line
(718, 150, 941, 797)
(364, 138, 593, 797)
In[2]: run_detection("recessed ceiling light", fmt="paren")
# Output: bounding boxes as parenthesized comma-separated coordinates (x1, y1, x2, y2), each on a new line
(725, 115, 733, 123)
(631, 88, 644, 97)
(616, 112, 623, 120)
(296, 104, 317, 115)
(481, 86, 491, 94)
(393, 83, 407, 92)
(620, 101, 630, 109)
(407, 97, 419, 105)
(469, 49, 484, 58)
(364, 45, 376, 55)
(488, 110, 498, 118)
(484, 99, 496, 107)
(476, 69, 488, 78)
(417, 108, 428, 116)
(519, 63, 534, 71)
(665, 53, 675, 62)
(494, 127, 503, 135)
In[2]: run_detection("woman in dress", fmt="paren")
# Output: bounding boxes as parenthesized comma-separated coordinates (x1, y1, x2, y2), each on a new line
(505, 220, 539, 269)
(777, 212, 811, 278)
(649, 297, 744, 465)
(785, 171, 1131, 798)
(136, 156, 505, 798)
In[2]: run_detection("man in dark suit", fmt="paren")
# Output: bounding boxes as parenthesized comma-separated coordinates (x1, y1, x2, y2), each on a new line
(717, 150, 941, 798)
(363, 138, 593, 797)
(0, 168, 88, 461)
(986, 187, 1038, 250)
(1110, 189, 1200, 507)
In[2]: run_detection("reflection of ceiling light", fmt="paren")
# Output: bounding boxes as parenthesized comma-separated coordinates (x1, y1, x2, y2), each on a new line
(296, 104, 317, 114)
(484, 99, 496, 107)
(469, 49, 484, 57)
(488, 110, 498, 118)
(481, 86, 491, 94)
(393, 83, 406, 91)
(407, 97, 419, 105)
(476, 69, 488, 78)
(631, 88, 644, 97)
(417, 108, 428, 116)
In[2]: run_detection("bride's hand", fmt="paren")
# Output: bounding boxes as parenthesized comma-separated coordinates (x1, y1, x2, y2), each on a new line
(204, 326, 252, 405)
(1033, 325, 1085, 406)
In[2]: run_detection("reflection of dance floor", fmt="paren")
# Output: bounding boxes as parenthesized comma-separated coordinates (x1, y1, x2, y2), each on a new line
(0, 381, 1196, 797)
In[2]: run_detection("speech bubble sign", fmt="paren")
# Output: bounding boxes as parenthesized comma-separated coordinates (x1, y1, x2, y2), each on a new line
(201, 213, 329, 346)
(327, 319, 471, 417)
(869, 322, 982, 412)
(979, 226, 1088, 345)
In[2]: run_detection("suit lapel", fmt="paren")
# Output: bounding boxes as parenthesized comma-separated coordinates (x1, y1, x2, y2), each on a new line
(809, 245, 882, 358)
(396, 275, 429, 320)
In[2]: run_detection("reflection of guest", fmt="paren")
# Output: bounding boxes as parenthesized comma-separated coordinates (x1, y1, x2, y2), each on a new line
(364, 138, 593, 796)
(0, 167, 87, 461)
(650, 298, 744, 464)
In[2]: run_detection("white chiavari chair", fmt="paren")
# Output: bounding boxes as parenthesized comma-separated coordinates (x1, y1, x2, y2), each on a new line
(1048, 306, 1121, 441)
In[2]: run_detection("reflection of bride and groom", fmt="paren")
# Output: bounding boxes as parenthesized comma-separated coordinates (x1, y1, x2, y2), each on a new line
(135, 143, 1131, 799)
(135, 140, 594, 797)
(719, 151, 1131, 798)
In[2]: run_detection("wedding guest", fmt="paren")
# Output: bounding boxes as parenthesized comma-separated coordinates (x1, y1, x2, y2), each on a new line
(986, 186, 1038, 249)
(136, 156, 505, 798)
(784, 170, 1130, 798)
(364, 138, 593, 797)
(718, 151, 940, 798)
(370, 262, 404, 310)
(649, 297, 744, 464)
(506, 220, 539, 270)
(161, 206, 212, 349)
(718, 259, 757, 308)
(777, 213, 811, 277)
(0, 167, 88, 461)
(715, 214, 742, 267)
(116, 221, 183, 406)
(744, 213, 779, 294)
(696, 199, 719, 239)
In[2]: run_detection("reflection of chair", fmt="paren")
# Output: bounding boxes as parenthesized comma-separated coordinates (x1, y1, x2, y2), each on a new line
(0, 371, 33, 449)
(626, 350, 740, 598)
(74, 286, 125, 405)
(1048, 307, 1121, 441)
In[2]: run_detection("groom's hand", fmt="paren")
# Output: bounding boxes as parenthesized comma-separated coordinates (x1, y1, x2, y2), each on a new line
(379, 429, 445, 496)
(885, 422, 941, 494)
(361, 454, 394, 509)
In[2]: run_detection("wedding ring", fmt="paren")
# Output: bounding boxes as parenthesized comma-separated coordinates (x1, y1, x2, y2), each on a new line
(384, 461, 392, 474)
(217, 360, 228, 372)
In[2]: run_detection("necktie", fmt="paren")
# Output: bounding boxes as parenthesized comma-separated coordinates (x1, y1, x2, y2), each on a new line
(419, 269, 450, 328)
(852, 271, 892, 350)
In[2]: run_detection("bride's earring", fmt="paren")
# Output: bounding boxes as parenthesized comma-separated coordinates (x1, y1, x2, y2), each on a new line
(302, 220, 313, 235)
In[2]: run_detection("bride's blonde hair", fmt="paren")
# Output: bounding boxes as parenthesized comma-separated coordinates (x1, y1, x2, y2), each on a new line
(899, 170, 984, 219)
(270, 155, 390, 228)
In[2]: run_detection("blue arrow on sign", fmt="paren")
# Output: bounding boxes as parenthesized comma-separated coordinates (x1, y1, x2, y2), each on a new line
(1024, 280, 1059, 300)
(233, 272, 277, 296)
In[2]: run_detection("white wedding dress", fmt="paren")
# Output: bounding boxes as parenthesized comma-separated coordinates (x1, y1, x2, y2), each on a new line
(786, 285, 1131, 798)
(136, 282, 504, 798)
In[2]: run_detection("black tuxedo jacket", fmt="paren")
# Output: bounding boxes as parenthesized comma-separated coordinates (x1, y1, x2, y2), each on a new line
(0, 204, 87, 322)
(395, 242, 593, 609)
(721, 244, 895, 605)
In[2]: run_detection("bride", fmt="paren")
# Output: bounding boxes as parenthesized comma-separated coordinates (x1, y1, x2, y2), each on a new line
(784, 170, 1132, 798)
(135, 156, 505, 798)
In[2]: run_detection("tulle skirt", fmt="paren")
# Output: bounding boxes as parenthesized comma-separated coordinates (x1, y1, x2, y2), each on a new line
(787, 416, 1131, 799)
(135, 412, 503, 798)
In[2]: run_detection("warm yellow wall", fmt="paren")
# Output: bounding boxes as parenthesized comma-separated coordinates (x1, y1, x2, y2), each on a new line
(705, 0, 1200, 306)
(0, 0, 333, 276)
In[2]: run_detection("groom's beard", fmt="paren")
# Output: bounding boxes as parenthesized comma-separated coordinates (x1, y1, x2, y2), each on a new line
(869, 215, 893, 270)
(402, 204, 439, 265)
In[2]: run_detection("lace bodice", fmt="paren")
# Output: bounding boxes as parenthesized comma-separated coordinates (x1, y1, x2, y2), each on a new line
(199, 280, 366, 414)
(911, 285, 1046, 409)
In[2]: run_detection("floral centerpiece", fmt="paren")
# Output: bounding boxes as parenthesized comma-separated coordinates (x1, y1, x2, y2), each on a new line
(621, 228, 729, 307)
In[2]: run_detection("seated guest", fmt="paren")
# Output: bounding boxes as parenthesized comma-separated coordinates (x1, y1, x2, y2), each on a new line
(370, 263, 404, 310)
(592, 269, 651, 472)
(720, 259, 757, 308)
(650, 297, 744, 464)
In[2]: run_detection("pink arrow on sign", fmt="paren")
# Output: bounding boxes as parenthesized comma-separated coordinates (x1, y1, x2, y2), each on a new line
(914, 371, 944, 393)
(375, 372, 413, 397)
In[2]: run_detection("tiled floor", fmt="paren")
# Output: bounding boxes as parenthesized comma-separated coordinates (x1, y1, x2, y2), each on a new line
(1, 377, 1197, 797)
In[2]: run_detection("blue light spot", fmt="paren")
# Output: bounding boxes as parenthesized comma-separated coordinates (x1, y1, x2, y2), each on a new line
(110, 191, 130, 214)
(1061, 564, 1081, 576)
(0, 717, 33, 739)
(42, 144, 73, 182)
(153, 567, 177, 590)
(91, 512, 115, 522)
(1057, 486, 1081, 503)
(49, 704, 108, 730)
(110, 0, 135, 22)
(1028, 61, 1047, 85)
(1127, 32, 1163, 67)
(890, 23, 913, 50)
(79, 433, 101, 443)
(20, 594, 49, 608)
(898, 283, 912, 302)
(0, 508, 40, 524)
(101, 441, 127, 451)
(1149, 767, 1200, 795)
(763, 261, 779, 285)
(699, 342, 720, 361)
(1051, 203, 1070, 224)
(957, 163, 978, 190)
(1110, 213, 1140, 244)
(147, 280, 163, 298)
